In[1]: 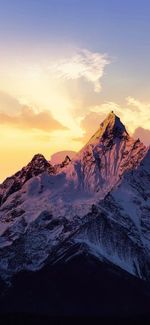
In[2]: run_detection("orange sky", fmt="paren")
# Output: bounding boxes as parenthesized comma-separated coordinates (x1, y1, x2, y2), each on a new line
(0, 0, 150, 181)
(0, 49, 150, 182)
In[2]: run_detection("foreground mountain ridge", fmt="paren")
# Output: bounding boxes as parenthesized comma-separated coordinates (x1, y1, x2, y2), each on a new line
(0, 111, 149, 283)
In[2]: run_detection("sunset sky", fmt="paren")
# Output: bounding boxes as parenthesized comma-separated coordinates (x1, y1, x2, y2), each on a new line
(0, 0, 150, 181)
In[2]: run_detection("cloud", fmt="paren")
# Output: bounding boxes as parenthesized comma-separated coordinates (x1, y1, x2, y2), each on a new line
(126, 97, 142, 111)
(0, 91, 22, 115)
(126, 97, 150, 131)
(0, 105, 67, 132)
(79, 111, 105, 143)
(0, 48, 110, 138)
(90, 102, 123, 116)
(90, 97, 150, 131)
(50, 48, 110, 92)
(77, 97, 150, 145)
(133, 127, 150, 146)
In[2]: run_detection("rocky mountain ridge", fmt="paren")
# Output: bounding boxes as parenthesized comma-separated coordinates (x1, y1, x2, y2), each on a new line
(0, 112, 149, 283)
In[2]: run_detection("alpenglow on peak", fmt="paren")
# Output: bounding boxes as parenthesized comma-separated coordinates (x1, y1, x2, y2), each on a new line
(87, 111, 128, 146)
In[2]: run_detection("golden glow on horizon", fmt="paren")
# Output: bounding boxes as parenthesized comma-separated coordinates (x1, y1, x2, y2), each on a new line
(0, 125, 83, 181)
(0, 48, 150, 182)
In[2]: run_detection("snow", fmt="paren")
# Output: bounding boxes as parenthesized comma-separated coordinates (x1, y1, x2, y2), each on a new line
(74, 238, 136, 277)
(0, 112, 149, 282)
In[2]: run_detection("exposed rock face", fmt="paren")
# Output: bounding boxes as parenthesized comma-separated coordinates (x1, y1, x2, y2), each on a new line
(53, 155, 72, 173)
(64, 112, 147, 195)
(0, 154, 54, 205)
(50, 151, 76, 164)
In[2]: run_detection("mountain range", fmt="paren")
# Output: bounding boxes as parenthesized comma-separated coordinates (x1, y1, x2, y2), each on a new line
(0, 111, 150, 317)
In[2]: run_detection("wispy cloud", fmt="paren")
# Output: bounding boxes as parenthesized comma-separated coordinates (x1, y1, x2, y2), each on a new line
(49, 48, 110, 92)
(0, 105, 67, 132)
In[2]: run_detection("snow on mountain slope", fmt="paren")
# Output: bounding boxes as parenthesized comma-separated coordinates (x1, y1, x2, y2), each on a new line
(63, 112, 147, 196)
(50, 151, 76, 164)
(0, 112, 147, 204)
(0, 112, 149, 282)
(0, 154, 54, 205)
(72, 149, 150, 280)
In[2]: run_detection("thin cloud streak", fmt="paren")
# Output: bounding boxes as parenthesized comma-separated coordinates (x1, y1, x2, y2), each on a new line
(49, 48, 110, 92)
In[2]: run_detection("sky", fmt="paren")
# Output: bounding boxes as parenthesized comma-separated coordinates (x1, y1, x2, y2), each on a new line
(0, 0, 150, 181)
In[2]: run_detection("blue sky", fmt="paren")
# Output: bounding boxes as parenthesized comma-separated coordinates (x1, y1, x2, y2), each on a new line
(0, 0, 150, 100)
(0, 0, 150, 51)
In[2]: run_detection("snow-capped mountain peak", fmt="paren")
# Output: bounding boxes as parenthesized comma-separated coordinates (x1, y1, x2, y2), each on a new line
(65, 112, 147, 196)
(0, 112, 149, 283)
(86, 111, 128, 147)
(0, 153, 54, 205)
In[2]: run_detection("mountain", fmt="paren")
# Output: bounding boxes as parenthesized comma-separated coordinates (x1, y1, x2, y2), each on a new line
(0, 154, 55, 205)
(0, 251, 150, 318)
(50, 150, 76, 164)
(69, 148, 150, 280)
(64, 111, 147, 197)
(0, 111, 149, 317)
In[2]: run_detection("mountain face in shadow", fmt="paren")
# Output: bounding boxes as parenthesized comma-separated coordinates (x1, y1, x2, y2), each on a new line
(0, 252, 150, 318)
(0, 112, 149, 318)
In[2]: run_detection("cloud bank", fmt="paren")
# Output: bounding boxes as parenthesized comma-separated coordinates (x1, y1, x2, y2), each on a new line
(0, 100, 66, 132)
(133, 127, 150, 146)
(80, 97, 150, 145)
